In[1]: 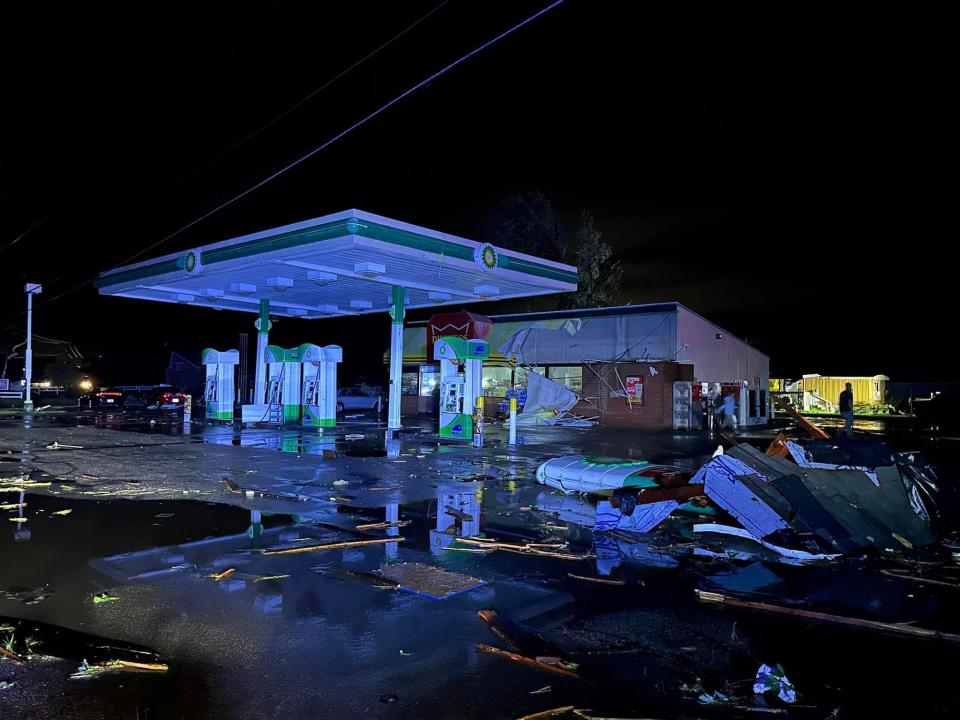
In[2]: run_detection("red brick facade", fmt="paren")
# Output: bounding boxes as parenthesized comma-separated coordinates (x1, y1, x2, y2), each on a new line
(576, 361, 694, 429)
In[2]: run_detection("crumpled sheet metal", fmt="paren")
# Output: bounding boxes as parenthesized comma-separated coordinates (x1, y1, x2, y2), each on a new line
(691, 455, 790, 539)
(595, 499, 679, 534)
(786, 439, 879, 487)
(696, 443, 935, 552)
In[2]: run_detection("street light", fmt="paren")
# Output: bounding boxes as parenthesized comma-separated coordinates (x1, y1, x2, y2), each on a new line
(24, 283, 42, 413)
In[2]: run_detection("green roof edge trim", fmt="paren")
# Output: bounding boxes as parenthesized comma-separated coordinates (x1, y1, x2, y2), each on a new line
(96, 218, 578, 289)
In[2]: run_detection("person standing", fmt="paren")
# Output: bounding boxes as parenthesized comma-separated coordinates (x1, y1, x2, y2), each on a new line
(839, 382, 854, 437)
(717, 392, 738, 430)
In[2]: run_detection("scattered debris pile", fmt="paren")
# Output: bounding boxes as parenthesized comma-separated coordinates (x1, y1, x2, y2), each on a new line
(536, 435, 940, 564)
(514, 371, 596, 427)
(536, 457, 708, 533)
(694, 441, 937, 556)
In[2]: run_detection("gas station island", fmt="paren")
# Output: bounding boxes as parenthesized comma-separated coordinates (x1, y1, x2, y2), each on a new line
(95, 209, 578, 436)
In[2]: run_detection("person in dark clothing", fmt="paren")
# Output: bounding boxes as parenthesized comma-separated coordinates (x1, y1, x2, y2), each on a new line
(839, 382, 854, 436)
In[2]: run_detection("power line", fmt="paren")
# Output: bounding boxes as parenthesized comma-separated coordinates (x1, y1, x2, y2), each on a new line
(0, 5, 445, 274)
(1, 0, 565, 323)
(187, 1, 450, 179)
(120, 0, 564, 266)
(0, 215, 49, 254)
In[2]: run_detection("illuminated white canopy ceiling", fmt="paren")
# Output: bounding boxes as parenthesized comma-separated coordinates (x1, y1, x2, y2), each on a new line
(97, 209, 578, 318)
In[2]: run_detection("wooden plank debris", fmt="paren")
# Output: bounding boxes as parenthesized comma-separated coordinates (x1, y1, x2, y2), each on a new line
(696, 589, 960, 643)
(516, 706, 575, 720)
(476, 644, 581, 680)
(263, 537, 403, 556)
(567, 573, 625, 586)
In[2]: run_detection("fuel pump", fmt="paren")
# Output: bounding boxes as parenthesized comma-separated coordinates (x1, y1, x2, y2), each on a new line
(263, 346, 285, 406)
(300, 343, 343, 427)
(241, 345, 290, 424)
(434, 337, 489, 440)
(279, 346, 302, 423)
(202, 348, 239, 421)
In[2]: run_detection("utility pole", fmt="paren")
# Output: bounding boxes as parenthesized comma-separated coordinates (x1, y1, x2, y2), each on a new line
(23, 283, 43, 413)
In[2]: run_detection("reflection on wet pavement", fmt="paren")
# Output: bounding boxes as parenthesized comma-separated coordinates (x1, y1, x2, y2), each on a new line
(2, 413, 960, 718)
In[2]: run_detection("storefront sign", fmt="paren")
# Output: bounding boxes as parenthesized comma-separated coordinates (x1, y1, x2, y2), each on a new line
(427, 311, 493, 361)
(625, 376, 644, 405)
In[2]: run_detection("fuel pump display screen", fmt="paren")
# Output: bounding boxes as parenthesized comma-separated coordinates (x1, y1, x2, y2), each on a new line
(442, 382, 462, 413)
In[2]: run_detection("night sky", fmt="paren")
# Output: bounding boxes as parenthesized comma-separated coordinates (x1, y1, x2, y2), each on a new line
(1, 2, 949, 386)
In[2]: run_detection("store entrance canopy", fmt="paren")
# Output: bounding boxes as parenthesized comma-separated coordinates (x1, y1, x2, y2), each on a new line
(95, 209, 578, 316)
(96, 209, 578, 431)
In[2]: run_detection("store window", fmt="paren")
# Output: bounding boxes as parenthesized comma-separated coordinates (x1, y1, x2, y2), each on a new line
(548, 366, 583, 394)
(401, 371, 419, 396)
(515, 366, 546, 386)
(482, 365, 513, 397)
(418, 366, 439, 397)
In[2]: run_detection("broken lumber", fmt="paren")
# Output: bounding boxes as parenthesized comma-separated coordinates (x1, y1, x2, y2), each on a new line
(0, 645, 25, 663)
(444, 505, 475, 522)
(773, 397, 830, 439)
(696, 589, 960, 643)
(263, 537, 404, 556)
(355, 520, 411, 531)
(457, 537, 590, 561)
(516, 706, 575, 720)
(476, 643, 581, 680)
(443, 546, 494, 554)
(573, 712, 678, 720)
(0, 482, 50, 491)
(477, 609, 514, 646)
(567, 574, 625, 587)
(880, 569, 960, 590)
(116, 660, 169, 672)
(765, 433, 791, 458)
(629, 485, 705, 505)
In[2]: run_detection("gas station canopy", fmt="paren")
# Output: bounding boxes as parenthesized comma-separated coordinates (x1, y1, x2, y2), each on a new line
(95, 209, 578, 316)
(97, 209, 577, 433)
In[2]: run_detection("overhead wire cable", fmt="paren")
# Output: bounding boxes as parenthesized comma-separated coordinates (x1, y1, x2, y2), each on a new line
(187, 1, 451, 178)
(0, 0, 566, 323)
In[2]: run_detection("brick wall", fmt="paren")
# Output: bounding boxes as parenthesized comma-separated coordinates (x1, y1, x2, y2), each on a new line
(578, 361, 694, 429)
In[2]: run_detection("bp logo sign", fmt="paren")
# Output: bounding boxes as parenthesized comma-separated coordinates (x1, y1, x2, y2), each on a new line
(183, 250, 203, 276)
(474, 243, 498, 272)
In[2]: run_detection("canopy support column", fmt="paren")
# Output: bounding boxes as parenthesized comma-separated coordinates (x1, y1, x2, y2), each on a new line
(253, 299, 271, 404)
(387, 285, 405, 432)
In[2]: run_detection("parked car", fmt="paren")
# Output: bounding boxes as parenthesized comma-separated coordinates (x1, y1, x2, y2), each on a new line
(82, 385, 187, 412)
(153, 389, 187, 410)
(337, 387, 379, 413)
(85, 389, 124, 410)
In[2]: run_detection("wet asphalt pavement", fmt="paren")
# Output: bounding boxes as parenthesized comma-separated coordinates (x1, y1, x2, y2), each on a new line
(2, 410, 960, 719)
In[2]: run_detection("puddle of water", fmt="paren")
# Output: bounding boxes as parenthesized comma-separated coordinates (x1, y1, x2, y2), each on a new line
(1, 486, 958, 719)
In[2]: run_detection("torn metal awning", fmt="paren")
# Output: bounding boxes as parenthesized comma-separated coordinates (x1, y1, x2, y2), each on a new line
(95, 209, 578, 318)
